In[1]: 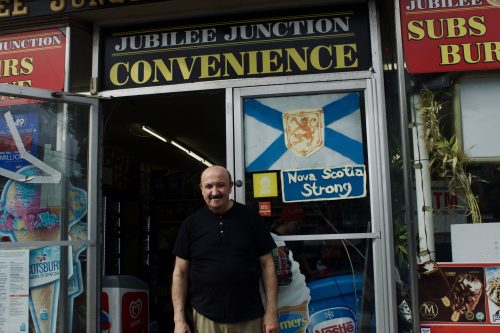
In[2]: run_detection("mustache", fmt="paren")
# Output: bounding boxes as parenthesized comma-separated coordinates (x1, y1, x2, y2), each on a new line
(209, 194, 224, 200)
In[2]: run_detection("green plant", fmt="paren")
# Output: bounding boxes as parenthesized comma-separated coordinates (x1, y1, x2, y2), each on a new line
(417, 88, 481, 223)
(394, 216, 409, 270)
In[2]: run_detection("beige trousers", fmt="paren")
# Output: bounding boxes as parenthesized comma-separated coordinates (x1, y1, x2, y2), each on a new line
(192, 308, 262, 333)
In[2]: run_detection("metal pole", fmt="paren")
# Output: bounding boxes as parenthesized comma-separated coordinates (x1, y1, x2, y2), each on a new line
(393, 1, 421, 332)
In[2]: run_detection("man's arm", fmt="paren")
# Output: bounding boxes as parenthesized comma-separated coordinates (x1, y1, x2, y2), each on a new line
(172, 256, 191, 333)
(260, 252, 279, 333)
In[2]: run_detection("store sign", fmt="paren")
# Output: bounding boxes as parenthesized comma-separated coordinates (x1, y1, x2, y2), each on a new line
(281, 166, 366, 202)
(400, 1, 500, 73)
(102, 5, 371, 90)
(0, 28, 66, 105)
(0, 0, 164, 20)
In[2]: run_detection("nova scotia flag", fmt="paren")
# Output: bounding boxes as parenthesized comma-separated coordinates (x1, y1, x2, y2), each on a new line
(244, 92, 364, 172)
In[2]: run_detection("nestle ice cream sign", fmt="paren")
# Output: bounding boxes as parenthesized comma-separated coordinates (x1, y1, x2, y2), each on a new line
(308, 307, 357, 333)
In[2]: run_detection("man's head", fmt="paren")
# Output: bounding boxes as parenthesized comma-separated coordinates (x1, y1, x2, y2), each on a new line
(200, 166, 234, 214)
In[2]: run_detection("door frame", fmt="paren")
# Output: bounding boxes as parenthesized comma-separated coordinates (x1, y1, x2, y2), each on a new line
(232, 78, 395, 333)
(0, 83, 100, 333)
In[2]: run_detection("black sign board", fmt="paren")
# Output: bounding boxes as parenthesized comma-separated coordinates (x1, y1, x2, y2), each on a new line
(101, 5, 372, 90)
(0, 0, 164, 20)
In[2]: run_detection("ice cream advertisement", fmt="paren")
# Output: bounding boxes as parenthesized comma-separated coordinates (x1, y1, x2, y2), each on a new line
(419, 263, 500, 333)
(0, 165, 88, 333)
(268, 233, 365, 333)
(271, 234, 311, 333)
(486, 267, 500, 325)
(0, 112, 39, 171)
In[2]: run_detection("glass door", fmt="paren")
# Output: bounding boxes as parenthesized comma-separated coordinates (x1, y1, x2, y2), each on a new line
(0, 84, 99, 333)
(233, 80, 394, 333)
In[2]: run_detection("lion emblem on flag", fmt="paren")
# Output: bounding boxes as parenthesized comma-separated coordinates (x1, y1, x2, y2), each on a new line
(283, 108, 324, 157)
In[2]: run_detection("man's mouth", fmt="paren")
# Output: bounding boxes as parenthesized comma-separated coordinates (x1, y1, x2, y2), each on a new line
(210, 194, 223, 200)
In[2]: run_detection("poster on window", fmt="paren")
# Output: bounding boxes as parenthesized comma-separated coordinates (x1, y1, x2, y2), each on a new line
(419, 262, 500, 333)
(0, 112, 39, 171)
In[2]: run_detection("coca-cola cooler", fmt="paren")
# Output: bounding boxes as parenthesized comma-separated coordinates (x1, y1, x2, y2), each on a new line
(102, 275, 149, 333)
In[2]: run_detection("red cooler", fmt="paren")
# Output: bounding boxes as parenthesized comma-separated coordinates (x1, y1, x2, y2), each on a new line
(102, 275, 149, 333)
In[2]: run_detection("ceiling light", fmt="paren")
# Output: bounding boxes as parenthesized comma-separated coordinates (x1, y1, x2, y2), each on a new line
(141, 125, 213, 167)
(141, 125, 167, 142)
(171, 140, 213, 167)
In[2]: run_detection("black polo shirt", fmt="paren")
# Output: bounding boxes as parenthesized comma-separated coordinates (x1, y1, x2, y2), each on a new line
(173, 201, 276, 323)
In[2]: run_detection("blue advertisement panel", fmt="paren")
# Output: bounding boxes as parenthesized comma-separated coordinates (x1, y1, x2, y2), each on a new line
(0, 112, 39, 171)
(281, 166, 366, 202)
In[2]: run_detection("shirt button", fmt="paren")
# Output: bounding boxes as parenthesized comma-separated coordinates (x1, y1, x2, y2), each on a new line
(219, 222, 223, 226)
(220, 230, 224, 234)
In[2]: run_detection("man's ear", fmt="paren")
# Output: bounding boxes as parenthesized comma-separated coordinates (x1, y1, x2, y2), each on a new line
(229, 181, 234, 192)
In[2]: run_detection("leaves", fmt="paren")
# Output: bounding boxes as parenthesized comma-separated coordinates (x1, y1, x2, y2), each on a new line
(417, 88, 482, 223)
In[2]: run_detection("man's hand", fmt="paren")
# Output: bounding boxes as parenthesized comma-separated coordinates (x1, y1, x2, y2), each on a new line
(174, 321, 191, 333)
(262, 309, 279, 333)
(260, 252, 279, 333)
(172, 257, 191, 333)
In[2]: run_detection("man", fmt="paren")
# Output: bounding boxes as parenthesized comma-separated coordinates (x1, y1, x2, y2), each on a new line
(172, 165, 278, 333)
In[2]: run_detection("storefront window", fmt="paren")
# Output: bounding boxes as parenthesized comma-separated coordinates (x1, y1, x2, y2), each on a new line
(407, 72, 500, 332)
(0, 98, 90, 333)
(241, 90, 376, 332)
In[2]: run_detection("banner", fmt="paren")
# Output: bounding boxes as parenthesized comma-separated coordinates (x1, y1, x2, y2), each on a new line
(102, 5, 371, 90)
(400, 0, 500, 73)
(0, 28, 66, 105)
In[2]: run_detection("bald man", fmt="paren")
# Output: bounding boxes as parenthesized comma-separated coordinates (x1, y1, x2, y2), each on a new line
(172, 166, 278, 333)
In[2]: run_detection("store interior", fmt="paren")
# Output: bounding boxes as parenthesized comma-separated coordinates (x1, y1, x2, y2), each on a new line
(101, 89, 226, 331)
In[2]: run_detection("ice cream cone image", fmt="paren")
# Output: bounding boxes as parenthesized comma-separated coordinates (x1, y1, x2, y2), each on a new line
(0, 166, 88, 333)
(278, 300, 310, 333)
(30, 280, 60, 333)
(270, 234, 311, 333)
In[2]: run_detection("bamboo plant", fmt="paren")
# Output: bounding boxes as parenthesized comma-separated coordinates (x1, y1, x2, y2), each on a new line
(417, 88, 482, 223)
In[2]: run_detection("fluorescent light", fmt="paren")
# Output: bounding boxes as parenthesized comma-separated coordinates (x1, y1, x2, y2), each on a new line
(171, 140, 213, 167)
(141, 125, 213, 167)
(141, 125, 167, 142)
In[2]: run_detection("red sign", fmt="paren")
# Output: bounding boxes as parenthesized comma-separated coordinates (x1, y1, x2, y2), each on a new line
(259, 201, 272, 217)
(419, 262, 500, 333)
(121, 291, 149, 333)
(400, 1, 500, 73)
(0, 28, 66, 105)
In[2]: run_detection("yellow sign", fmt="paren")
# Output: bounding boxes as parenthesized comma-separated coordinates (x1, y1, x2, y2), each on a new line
(253, 173, 278, 198)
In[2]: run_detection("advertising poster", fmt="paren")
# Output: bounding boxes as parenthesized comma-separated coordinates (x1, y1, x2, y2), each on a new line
(419, 262, 500, 333)
(0, 112, 39, 171)
(400, 0, 500, 73)
(0, 165, 88, 333)
(0, 249, 29, 333)
(0, 28, 66, 105)
(270, 234, 311, 333)
(269, 233, 364, 333)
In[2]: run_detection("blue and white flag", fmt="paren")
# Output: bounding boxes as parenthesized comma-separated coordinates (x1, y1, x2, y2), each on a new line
(244, 92, 364, 172)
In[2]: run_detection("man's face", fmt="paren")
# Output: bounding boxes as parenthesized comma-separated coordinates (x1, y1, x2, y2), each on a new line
(200, 166, 233, 214)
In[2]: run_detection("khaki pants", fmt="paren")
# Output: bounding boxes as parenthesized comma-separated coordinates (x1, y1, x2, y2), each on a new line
(192, 308, 262, 333)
